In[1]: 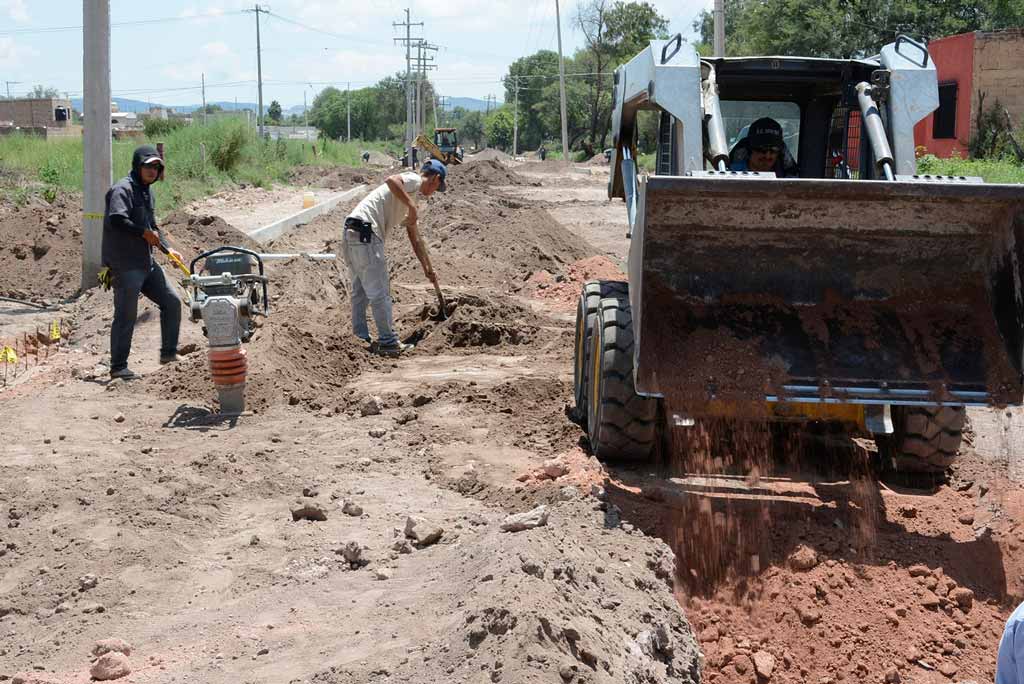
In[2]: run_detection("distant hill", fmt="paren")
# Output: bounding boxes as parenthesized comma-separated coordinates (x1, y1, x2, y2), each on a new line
(68, 96, 498, 116)
(70, 97, 260, 114)
(448, 97, 501, 112)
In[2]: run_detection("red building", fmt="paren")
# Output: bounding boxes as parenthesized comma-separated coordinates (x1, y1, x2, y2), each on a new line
(914, 29, 1024, 158)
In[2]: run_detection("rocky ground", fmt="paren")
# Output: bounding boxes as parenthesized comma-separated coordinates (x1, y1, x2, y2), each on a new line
(1, 159, 1023, 684)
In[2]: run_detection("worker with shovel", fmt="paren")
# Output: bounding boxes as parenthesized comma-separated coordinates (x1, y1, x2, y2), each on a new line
(343, 159, 447, 356)
(102, 145, 184, 379)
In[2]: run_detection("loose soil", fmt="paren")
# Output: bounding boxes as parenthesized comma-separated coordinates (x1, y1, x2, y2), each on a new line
(2, 158, 1024, 684)
(0, 195, 83, 303)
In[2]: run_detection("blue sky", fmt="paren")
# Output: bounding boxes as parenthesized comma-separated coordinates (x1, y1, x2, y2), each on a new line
(0, 0, 708, 107)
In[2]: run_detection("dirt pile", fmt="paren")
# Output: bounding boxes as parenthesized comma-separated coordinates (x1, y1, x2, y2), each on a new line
(288, 164, 387, 190)
(449, 159, 532, 188)
(398, 293, 543, 353)
(142, 250, 378, 412)
(468, 148, 513, 162)
(389, 191, 594, 292)
(0, 195, 83, 302)
(525, 256, 626, 309)
(160, 212, 260, 257)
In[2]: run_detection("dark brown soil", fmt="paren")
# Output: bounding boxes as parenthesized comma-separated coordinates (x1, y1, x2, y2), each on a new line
(0, 195, 83, 302)
(288, 164, 389, 190)
(449, 159, 535, 188)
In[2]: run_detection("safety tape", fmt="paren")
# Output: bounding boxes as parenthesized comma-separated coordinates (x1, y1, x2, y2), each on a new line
(50, 320, 61, 341)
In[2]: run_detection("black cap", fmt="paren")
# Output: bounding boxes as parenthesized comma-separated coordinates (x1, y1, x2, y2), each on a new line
(748, 118, 784, 150)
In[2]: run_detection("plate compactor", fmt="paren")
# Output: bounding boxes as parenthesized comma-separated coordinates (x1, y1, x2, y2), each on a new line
(574, 35, 1024, 475)
(187, 246, 334, 415)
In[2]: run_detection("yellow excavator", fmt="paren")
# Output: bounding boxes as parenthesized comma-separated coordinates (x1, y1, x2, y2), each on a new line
(414, 128, 464, 165)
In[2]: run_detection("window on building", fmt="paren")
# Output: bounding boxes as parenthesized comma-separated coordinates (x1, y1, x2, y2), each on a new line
(933, 82, 958, 139)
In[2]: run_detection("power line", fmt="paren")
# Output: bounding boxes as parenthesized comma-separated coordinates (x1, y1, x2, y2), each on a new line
(263, 10, 378, 47)
(0, 10, 244, 36)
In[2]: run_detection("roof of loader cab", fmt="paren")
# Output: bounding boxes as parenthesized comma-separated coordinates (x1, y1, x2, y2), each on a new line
(702, 56, 882, 100)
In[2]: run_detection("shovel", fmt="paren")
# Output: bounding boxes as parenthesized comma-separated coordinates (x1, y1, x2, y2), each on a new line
(428, 273, 451, 321)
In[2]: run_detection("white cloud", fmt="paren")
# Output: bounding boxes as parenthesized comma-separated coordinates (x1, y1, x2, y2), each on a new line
(202, 41, 234, 59)
(1, 0, 29, 23)
(0, 36, 38, 71)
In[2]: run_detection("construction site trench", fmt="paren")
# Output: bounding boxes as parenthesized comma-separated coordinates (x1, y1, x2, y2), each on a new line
(2, 157, 1024, 684)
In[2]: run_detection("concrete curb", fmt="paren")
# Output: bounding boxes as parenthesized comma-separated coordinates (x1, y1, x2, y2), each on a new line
(248, 184, 369, 243)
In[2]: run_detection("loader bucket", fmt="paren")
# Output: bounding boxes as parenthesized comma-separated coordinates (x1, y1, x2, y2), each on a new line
(633, 175, 1024, 409)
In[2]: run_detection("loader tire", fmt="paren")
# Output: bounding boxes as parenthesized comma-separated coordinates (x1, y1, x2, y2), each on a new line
(586, 295, 657, 462)
(880, 406, 966, 474)
(572, 280, 628, 426)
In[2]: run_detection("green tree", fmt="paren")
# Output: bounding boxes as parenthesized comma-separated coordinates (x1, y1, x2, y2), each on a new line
(574, 1, 669, 148)
(504, 50, 561, 150)
(692, 0, 1024, 59)
(268, 100, 283, 123)
(484, 108, 515, 149)
(462, 110, 485, 148)
(29, 84, 62, 98)
(606, 1, 670, 60)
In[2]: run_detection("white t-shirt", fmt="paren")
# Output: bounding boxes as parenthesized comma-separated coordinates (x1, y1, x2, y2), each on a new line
(348, 172, 421, 242)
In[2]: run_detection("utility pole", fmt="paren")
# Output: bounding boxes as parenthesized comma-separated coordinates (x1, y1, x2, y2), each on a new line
(244, 5, 268, 138)
(414, 41, 438, 138)
(82, 0, 111, 291)
(433, 95, 439, 132)
(394, 9, 423, 165)
(5, 81, 21, 99)
(437, 95, 450, 126)
(346, 82, 351, 142)
(713, 0, 725, 57)
(513, 77, 520, 157)
(555, 0, 570, 162)
(201, 72, 207, 125)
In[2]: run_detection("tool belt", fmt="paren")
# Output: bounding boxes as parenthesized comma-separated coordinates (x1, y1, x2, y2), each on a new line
(344, 217, 374, 244)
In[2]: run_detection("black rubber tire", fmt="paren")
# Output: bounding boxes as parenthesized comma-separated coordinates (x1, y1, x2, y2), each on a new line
(572, 280, 628, 426)
(586, 295, 657, 462)
(879, 406, 966, 474)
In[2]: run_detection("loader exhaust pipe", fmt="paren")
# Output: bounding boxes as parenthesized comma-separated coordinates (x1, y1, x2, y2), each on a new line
(702, 65, 730, 172)
(855, 81, 895, 181)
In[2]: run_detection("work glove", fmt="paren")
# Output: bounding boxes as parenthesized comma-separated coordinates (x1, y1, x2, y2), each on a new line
(97, 266, 113, 291)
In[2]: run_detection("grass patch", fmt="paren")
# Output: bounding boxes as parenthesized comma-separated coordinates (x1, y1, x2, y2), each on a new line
(916, 155, 1024, 184)
(0, 120, 392, 214)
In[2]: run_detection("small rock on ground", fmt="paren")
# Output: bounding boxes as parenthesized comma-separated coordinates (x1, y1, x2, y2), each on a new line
(404, 516, 444, 546)
(291, 501, 328, 522)
(336, 541, 365, 567)
(341, 500, 364, 516)
(788, 545, 818, 571)
(501, 505, 550, 532)
(359, 396, 384, 416)
(90, 652, 131, 680)
(753, 650, 776, 680)
(395, 410, 418, 425)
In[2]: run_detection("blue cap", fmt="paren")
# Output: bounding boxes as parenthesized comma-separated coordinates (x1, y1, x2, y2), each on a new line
(421, 159, 447, 192)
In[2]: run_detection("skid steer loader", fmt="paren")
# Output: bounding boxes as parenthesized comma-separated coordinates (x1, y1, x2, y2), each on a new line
(573, 35, 1024, 474)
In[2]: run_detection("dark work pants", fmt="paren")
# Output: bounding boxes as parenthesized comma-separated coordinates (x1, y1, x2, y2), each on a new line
(110, 262, 181, 372)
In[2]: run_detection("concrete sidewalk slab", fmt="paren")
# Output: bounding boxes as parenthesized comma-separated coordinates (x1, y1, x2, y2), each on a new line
(248, 184, 368, 243)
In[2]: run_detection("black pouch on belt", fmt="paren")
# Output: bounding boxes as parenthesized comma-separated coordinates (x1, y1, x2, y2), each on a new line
(345, 217, 374, 244)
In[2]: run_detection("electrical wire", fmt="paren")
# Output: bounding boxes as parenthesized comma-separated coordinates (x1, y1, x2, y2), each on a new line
(0, 10, 244, 36)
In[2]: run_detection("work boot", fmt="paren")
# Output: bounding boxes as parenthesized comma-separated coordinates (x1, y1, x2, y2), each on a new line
(159, 354, 180, 365)
(109, 367, 138, 380)
(377, 341, 413, 357)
